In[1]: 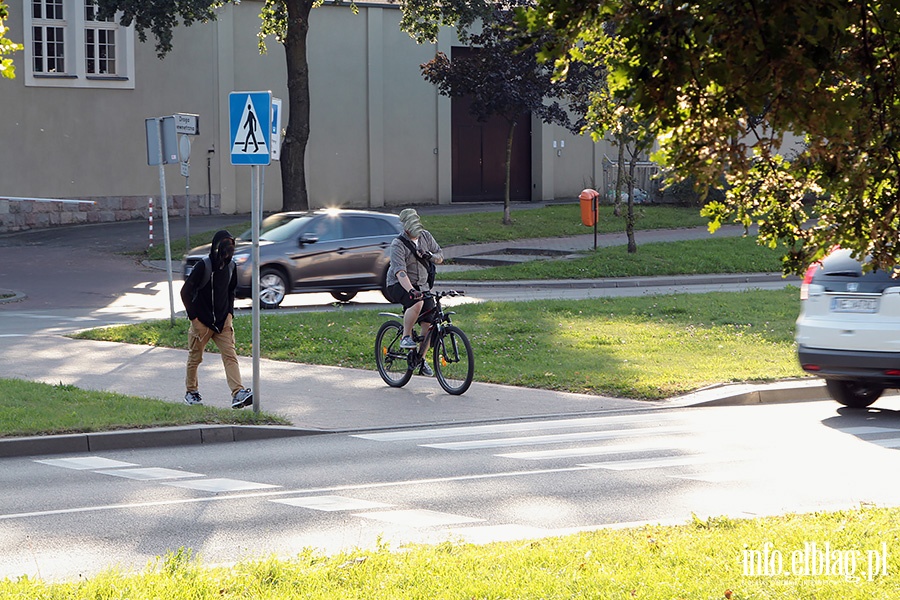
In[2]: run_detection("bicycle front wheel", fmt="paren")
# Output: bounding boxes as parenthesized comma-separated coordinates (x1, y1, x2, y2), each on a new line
(375, 320, 413, 388)
(433, 325, 474, 395)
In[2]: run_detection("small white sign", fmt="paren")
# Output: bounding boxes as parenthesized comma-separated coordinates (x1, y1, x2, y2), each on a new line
(180, 161, 190, 177)
(271, 97, 283, 161)
(174, 113, 199, 135)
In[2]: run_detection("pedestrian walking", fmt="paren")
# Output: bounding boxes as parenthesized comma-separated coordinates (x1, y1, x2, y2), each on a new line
(180, 230, 253, 409)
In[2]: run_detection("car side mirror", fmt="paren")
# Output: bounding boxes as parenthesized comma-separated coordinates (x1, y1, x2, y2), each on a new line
(299, 235, 319, 246)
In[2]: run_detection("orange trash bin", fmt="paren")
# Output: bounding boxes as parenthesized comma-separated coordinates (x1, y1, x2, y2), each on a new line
(579, 189, 599, 226)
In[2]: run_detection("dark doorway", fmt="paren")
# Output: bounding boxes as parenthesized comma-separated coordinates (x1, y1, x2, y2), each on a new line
(450, 50, 532, 202)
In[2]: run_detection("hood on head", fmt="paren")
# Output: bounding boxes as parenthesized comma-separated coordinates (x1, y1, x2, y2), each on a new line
(210, 230, 235, 265)
(398, 208, 424, 237)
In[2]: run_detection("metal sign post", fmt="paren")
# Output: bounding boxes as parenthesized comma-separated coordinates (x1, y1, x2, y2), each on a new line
(145, 117, 177, 325)
(153, 117, 177, 325)
(250, 166, 261, 413)
(146, 114, 199, 326)
(180, 135, 192, 254)
(230, 91, 272, 413)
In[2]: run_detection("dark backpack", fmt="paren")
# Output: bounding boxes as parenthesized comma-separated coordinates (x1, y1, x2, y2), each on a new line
(191, 256, 235, 302)
(397, 235, 436, 288)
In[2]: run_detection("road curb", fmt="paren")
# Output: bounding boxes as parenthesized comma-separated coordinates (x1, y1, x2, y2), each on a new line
(681, 381, 830, 407)
(0, 424, 327, 458)
(443, 273, 800, 289)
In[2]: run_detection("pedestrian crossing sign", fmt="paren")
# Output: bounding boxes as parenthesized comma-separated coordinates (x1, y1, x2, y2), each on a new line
(229, 91, 272, 165)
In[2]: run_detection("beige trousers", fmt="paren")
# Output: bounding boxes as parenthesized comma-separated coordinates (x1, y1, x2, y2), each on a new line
(185, 313, 243, 397)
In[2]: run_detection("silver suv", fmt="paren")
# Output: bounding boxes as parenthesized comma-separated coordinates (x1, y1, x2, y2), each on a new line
(183, 209, 403, 308)
(796, 248, 900, 407)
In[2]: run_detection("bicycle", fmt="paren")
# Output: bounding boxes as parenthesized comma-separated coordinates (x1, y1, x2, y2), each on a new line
(375, 290, 474, 395)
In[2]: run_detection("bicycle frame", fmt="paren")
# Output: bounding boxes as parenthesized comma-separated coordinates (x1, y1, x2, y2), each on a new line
(376, 290, 473, 394)
(376, 290, 461, 342)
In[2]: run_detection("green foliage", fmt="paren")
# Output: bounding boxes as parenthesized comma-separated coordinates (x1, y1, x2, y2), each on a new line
(0, 0, 22, 79)
(514, 0, 900, 275)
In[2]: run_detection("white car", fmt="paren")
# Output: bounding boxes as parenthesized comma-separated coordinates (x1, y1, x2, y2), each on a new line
(795, 248, 900, 407)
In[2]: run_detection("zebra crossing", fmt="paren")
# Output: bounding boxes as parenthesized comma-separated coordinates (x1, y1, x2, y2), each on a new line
(353, 411, 900, 479)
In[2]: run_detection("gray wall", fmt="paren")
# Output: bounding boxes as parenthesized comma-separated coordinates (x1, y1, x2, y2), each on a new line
(1, 0, 609, 232)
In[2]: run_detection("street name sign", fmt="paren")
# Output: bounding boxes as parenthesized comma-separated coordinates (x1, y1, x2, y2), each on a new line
(174, 113, 200, 135)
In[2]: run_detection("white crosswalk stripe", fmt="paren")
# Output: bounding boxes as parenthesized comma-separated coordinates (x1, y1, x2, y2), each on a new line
(352, 413, 683, 442)
(421, 425, 687, 450)
(354, 416, 900, 475)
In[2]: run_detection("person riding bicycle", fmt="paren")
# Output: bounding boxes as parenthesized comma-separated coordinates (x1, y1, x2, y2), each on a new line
(386, 208, 444, 376)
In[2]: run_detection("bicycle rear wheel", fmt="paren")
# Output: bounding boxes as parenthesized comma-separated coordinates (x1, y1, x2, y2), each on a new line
(433, 325, 474, 395)
(375, 321, 413, 387)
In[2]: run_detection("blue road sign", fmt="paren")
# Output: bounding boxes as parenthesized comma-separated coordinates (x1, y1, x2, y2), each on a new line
(229, 91, 272, 166)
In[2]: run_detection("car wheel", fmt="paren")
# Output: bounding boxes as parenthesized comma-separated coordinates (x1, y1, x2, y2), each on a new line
(259, 267, 287, 309)
(825, 379, 884, 408)
(330, 291, 358, 302)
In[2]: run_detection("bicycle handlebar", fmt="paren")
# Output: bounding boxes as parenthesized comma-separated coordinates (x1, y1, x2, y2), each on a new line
(425, 289, 465, 299)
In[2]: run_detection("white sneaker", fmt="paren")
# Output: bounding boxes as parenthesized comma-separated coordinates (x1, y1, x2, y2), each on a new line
(232, 388, 253, 409)
(184, 391, 202, 405)
(400, 336, 417, 349)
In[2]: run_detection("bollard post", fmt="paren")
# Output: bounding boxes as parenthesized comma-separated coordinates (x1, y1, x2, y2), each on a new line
(148, 197, 154, 249)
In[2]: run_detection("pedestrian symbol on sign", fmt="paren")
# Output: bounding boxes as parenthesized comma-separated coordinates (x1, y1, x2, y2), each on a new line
(229, 92, 272, 165)
(242, 102, 260, 152)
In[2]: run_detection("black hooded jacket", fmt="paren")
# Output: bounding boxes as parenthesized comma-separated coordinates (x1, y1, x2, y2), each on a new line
(180, 230, 237, 333)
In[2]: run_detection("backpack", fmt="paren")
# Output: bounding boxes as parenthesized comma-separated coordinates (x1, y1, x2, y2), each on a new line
(397, 235, 436, 288)
(191, 256, 235, 302)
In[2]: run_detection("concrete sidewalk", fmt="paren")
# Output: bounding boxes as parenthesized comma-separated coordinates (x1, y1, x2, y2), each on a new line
(0, 333, 827, 458)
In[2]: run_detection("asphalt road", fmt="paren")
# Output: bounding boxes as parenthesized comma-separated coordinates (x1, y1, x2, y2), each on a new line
(0, 215, 245, 310)
(4, 400, 900, 582)
(2, 216, 862, 585)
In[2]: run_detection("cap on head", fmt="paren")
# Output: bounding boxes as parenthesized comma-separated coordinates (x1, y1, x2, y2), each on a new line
(399, 208, 424, 237)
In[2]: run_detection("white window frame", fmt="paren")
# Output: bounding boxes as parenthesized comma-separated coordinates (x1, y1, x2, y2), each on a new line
(24, 0, 135, 89)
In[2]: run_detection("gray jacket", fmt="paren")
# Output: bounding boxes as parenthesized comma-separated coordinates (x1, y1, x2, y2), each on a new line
(386, 230, 443, 290)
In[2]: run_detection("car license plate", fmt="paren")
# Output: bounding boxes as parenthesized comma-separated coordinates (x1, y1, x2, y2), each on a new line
(830, 297, 879, 313)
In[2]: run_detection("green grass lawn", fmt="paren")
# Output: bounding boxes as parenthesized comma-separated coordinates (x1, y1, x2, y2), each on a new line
(425, 203, 709, 245)
(4, 507, 897, 597)
(0, 379, 288, 438)
(444, 235, 786, 280)
(75, 288, 806, 400)
(146, 204, 709, 260)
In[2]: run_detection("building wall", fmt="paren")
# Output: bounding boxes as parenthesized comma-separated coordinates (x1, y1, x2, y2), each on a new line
(1, 0, 605, 233)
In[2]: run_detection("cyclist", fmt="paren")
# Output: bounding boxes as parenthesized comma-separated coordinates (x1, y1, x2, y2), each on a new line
(385, 208, 444, 376)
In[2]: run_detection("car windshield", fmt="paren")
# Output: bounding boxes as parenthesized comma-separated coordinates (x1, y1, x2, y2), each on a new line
(239, 214, 313, 242)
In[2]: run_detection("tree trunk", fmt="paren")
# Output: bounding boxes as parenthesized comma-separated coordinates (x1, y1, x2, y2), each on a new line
(280, 0, 313, 212)
(613, 137, 626, 218)
(503, 119, 516, 225)
(626, 149, 638, 253)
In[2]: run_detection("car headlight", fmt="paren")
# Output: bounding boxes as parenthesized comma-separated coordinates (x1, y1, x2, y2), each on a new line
(234, 254, 250, 265)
